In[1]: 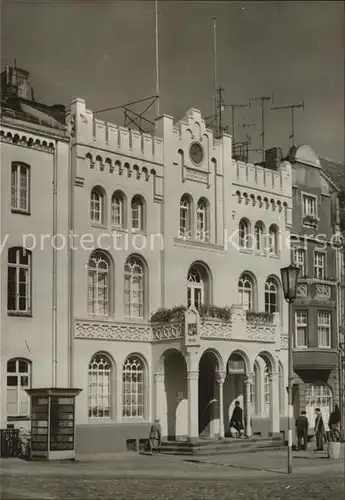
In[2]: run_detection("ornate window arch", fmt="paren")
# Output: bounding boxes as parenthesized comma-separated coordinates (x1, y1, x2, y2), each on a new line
(7, 247, 31, 313)
(239, 218, 251, 249)
(88, 353, 112, 418)
(11, 162, 30, 213)
(111, 190, 126, 228)
(238, 273, 255, 311)
(187, 263, 210, 308)
(131, 195, 145, 232)
(305, 382, 333, 426)
(124, 256, 145, 318)
(7, 358, 31, 417)
(90, 186, 105, 224)
(196, 197, 209, 241)
(254, 221, 265, 252)
(267, 224, 279, 255)
(265, 277, 279, 314)
(180, 194, 193, 238)
(122, 355, 145, 418)
(88, 251, 111, 316)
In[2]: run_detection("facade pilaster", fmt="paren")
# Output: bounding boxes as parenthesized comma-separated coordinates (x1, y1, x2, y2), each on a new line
(187, 370, 199, 440)
(154, 373, 165, 421)
(269, 372, 280, 435)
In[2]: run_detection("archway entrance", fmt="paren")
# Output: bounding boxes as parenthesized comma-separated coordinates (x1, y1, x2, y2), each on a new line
(198, 351, 219, 438)
(224, 352, 247, 436)
(164, 350, 188, 440)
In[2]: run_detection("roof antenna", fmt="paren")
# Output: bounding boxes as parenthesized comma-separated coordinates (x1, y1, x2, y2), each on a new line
(270, 101, 305, 146)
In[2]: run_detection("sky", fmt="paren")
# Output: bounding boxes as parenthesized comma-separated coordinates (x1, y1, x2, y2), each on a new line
(1, 0, 344, 163)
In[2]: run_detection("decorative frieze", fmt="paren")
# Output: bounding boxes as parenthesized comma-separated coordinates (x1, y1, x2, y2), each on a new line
(280, 335, 288, 349)
(184, 167, 208, 183)
(246, 324, 276, 343)
(152, 322, 184, 341)
(201, 320, 232, 339)
(297, 284, 308, 297)
(316, 284, 331, 299)
(75, 321, 152, 342)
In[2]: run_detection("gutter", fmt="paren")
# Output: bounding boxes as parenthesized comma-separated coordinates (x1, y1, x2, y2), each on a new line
(52, 140, 58, 387)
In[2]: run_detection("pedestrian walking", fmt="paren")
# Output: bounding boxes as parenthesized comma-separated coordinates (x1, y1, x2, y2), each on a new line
(229, 401, 244, 437)
(148, 418, 162, 455)
(328, 404, 341, 442)
(295, 410, 308, 451)
(314, 408, 325, 451)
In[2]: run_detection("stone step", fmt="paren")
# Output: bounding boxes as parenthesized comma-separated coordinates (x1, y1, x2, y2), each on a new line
(160, 437, 284, 456)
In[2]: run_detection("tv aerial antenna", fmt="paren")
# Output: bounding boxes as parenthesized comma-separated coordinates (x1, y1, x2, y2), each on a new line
(249, 94, 274, 162)
(270, 101, 305, 146)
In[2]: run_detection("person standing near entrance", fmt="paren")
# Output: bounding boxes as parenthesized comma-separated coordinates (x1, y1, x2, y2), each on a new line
(148, 418, 162, 455)
(229, 401, 244, 437)
(295, 411, 308, 451)
(314, 408, 325, 451)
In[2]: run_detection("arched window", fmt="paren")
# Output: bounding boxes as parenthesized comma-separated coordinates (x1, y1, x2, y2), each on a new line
(180, 195, 192, 238)
(7, 359, 31, 417)
(111, 191, 125, 228)
(187, 266, 203, 308)
(238, 273, 254, 311)
(88, 354, 112, 418)
(7, 247, 31, 313)
(268, 225, 279, 255)
(278, 363, 284, 414)
(264, 364, 271, 415)
(90, 187, 105, 224)
(265, 277, 279, 314)
(11, 162, 30, 213)
(305, 382, 333, 428)
(239, 219, 250, 249)
(122, 356, 145, 418)
(196, 198, 209, 241)
(124, 257, 145, 318)
(88, 252, 110, 316)
(131, 196, 144, 232)
(254, 222, 264, 252)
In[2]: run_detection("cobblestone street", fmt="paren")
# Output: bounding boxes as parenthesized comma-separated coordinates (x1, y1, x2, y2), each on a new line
(1, 450, 344, 499)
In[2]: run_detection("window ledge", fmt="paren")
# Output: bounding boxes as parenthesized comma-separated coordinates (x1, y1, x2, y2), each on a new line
(130, 229, 147, 236)
(7, 312, 32, 318)
(11, 209, 30, 216)
(7, 416, 31, 421)
(87, 418, 113, 424)
(239, 248, 252, 254)
(90, 222, 107, 230)
(112, 226, 128, 233)
(268, 253, 281, 259)
(121, 417, 148, 423)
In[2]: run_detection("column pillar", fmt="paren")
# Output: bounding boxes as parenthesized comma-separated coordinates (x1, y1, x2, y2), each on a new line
(244, 374, 253, 437)
(216, 371, 226, 439)
(269, 372, 280, 436)
(154, 373, 165, 421)
(187, 370, 199, 440)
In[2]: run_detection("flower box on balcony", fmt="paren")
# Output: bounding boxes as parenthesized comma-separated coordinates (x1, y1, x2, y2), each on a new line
(150, 305, 232, 324)
(246, 311, 274, 324)
(302, 214, 320, 228)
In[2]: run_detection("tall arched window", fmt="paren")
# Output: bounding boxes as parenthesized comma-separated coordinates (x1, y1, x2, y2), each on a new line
(254, 222, 264, 252)
(111, 191, 125, 228)
(180, 195, 192, 238)
(90, 187, 105, 224)
(11, 162, 30, 213)
(264, 364, 271, 416)
(239, 218, 250, 249)
(305, 382, 333, 428)
(7, 247, 31, 313)
(196, 198, 209, 241)
(187, 266, 203, 308)
(122, 356, 145, 418)
(7, 358, 31, 417)
(88, 353, 112, 418)
(267, 225, 279, 255)
(265, 277, 279, 314)
(238, 273, 254, 311)
(131, 195, 144, 232)
(88, 252, 110, 316)
(124, 257, 145, 318)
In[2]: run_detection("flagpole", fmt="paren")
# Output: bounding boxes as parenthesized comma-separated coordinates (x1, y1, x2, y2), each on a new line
(155, 0, 160, 117)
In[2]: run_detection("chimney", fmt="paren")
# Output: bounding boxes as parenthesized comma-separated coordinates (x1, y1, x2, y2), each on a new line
(1, 64, 33, 101)
(265, 147, 283, 170)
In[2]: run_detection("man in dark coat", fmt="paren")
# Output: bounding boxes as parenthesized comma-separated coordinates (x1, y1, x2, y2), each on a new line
(295, 410, 309, 451)
(314, 408, 325, 451)
(148, 418, 162, 455)
(230, 401, 244, 437)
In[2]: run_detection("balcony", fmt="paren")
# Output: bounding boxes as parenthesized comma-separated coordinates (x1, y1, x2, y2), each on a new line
(75, 306, 280, 344)
(293, 349, 338, 370)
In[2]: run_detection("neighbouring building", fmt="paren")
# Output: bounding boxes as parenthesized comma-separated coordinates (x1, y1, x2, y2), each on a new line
(1, 65, 295, 454)
(284, 145, 343, 431)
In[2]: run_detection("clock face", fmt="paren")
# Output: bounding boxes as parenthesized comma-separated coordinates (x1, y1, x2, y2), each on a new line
(189, 142, 204, 165)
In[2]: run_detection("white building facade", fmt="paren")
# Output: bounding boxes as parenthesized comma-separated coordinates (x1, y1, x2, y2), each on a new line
(1, 92, 294, 454)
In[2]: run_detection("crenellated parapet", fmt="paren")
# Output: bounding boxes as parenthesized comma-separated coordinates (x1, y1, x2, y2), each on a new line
(66, 98, 164, 166)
